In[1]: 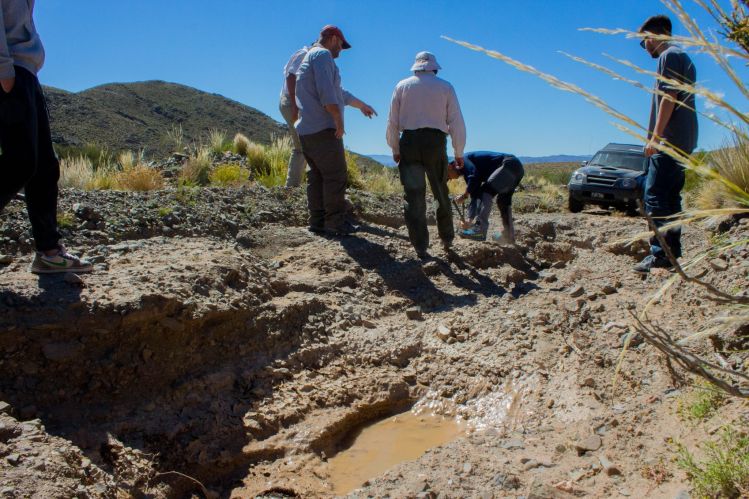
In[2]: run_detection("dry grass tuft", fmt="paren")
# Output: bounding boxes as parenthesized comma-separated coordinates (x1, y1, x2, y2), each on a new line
(59, 156, 95, 190)
(233, 133, 252, 156)
(208, 129, 230, 155)
(179, 148, 212, 186)
(115, 165, 164, 191)
(695, 133, 749, 209)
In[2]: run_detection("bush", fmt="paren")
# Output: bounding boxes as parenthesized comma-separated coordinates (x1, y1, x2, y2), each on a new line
(677, 427, 749, 498)
(242, 135, 293, 188)
(115, 165, 164, 191)
(362, 166, 401, 195)
(210, 163, 250, 187)
(179, 148, 212, 186)
(208, 129, 230, 155)
(233, 133, 251, 156)
(694, 133, 749, 209)
(59, 156, 94, 189)
(514, 176, 566, 213)
(55, 143, 113, 168)
(344, 149, 364, 189)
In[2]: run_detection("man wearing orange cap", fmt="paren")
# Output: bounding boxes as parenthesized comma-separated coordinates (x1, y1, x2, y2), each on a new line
(295, 25, 377, 236)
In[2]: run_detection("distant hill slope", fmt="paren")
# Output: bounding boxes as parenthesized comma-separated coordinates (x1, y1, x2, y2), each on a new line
(44, 81, 288, 158)
(367, 153, 591, 167)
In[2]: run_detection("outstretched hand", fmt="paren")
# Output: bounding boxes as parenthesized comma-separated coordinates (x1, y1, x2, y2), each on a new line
(360, 103, 377, 118)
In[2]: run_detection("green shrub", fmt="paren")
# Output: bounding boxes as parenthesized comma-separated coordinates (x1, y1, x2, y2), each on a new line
(677, 427, 749, 498)
(210, 163, 251, 187)
(344, 149, 364, 189)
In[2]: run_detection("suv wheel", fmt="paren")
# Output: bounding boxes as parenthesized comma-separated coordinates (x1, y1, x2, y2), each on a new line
(568, 197, 584, 213)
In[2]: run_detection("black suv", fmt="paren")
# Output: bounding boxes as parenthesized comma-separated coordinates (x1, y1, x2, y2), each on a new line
(567, 143, 647, 214)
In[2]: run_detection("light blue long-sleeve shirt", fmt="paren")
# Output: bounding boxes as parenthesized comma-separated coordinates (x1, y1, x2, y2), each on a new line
(294, 45, 354, 136)
(0, 0, 44, 79)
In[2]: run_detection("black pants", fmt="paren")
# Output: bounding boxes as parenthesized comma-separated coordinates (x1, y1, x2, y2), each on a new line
(0, 66, 60, 252)
(299, 128, 348, 230)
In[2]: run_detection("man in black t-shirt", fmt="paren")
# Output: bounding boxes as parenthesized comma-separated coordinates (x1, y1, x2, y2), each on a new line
(634, 14, 698, 273)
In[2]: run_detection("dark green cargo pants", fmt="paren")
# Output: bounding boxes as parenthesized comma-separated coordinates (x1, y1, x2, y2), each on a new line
(299, 128, 348, 230)
(398, 128, 454, 254)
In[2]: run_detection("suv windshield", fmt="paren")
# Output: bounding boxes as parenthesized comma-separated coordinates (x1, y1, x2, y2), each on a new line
(588, 152, 647, 171)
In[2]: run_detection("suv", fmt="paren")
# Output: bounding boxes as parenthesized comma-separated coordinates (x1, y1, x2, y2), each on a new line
(567, 143, 647, 214)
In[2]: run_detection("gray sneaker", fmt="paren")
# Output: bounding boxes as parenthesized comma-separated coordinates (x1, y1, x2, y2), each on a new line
(30, 247, 93, 274)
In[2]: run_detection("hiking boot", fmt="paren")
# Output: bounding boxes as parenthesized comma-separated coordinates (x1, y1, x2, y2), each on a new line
(324, 221, 359, 236)
(459, 227, 487, 241)
(633, 255, 673, 273)
(30, 246, 93, 274)
(416, 249, 431, 261)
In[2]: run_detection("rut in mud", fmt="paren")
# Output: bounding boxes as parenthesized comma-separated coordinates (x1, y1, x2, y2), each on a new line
(0, 189, 747, 498)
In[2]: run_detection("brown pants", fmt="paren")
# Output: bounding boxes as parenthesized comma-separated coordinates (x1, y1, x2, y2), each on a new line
(299, 128, 347, 230)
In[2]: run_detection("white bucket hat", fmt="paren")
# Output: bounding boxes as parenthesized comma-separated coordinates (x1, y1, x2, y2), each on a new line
(411, 51, 442, 72)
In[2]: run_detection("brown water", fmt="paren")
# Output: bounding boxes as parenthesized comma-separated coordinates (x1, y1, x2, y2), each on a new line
(326, 411, 466, 495)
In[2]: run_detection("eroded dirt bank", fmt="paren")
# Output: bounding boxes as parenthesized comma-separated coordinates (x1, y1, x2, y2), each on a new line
(0, 188, 747, 498)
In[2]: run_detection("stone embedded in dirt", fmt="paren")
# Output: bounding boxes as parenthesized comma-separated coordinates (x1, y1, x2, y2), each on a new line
(0, 255, 12, 265)
(568, 285, 584, 298)
(575, 435, 602, 454)
(601, 285, 617, 295)
(709, 258, 729, 272)
(73, 203, 102, 222)
(436, 324, 452, 342)
(501, 438, 524, 450)
(462, 462, 473, 474)
(5, 453, 20, 466)
(580, 377, 596, 388)
(598, 454, 621, 476)
(63, 272, 85, 287)
(0, 402, 10, 415)
(406, 307, 423, 320)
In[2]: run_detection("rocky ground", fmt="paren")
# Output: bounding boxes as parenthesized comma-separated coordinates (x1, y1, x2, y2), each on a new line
(0, 187, 747, 498)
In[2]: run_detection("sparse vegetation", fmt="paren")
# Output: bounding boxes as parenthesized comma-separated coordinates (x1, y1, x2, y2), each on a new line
(515, 176, 567, 213)
(694, 133, 749, 209)
(344, 150, 364, 190)
(54, 143, 113, 169)
(59, 156, 95, 190)
(525, 162, 578, 186)
(209, 163, 251, 187)
(164, 123, 185, 153)
(179, 148, 212, 186)
(233, 133, 251, 156)
(56, 211, 75, 229)
(680, 382, 726, 421)
(362, 166, 402, 195)
(208, 129, 231, 155)
(115, 164, 164, 191)
(676, 427, 749, 498)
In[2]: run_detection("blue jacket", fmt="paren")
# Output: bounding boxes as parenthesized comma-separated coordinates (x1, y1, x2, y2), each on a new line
(460, 151, 514, 197)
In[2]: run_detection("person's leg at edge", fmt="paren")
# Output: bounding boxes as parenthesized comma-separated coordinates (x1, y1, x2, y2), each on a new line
(422, 131, 454, 248)
(398, 132, 429, 256)
(300, 134, 325, 230)
(280, 97, 307, 188)
(25, 75, 61, 252)
(318, 133, 348, 232)
(0, 67, 35, 212)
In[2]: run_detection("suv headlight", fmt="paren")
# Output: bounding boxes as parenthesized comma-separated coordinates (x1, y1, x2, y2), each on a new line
(620, 178, 637, 189)
(569, 172, 586, 184)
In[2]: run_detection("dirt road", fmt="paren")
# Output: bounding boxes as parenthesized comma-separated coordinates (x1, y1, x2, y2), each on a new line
(0, 189, 747, 498)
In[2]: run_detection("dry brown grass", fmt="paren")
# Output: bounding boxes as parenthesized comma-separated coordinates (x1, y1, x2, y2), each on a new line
(179, 148, 212, 186)
(233, 133, 251, 156)
(115, 165, 164, 191)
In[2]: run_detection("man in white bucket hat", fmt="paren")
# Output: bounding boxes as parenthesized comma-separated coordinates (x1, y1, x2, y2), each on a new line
(386, 51, 466, 259)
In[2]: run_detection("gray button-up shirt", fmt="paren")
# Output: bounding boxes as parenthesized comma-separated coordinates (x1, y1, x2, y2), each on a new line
(294, 45, 354, 136)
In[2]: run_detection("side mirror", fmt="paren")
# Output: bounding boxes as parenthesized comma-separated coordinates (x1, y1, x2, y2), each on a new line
(581, 161, 588, 167)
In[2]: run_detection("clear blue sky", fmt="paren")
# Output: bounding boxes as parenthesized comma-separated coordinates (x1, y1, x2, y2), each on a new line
(34, 1, 744, 157)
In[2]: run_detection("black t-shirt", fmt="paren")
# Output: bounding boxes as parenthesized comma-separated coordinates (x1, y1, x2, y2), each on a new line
(649, 45, 698, 154)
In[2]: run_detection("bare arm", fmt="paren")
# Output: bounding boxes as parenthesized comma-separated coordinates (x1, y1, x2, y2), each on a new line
(645, 90, 677, 157)
(324, 104, 345, 139)
(346, 94, 377, 118)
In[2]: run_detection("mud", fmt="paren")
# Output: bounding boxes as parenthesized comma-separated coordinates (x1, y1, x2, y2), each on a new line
(0, 189, 748, 498)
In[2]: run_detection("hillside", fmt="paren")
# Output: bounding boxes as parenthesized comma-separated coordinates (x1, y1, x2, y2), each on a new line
(44, 81, 286, 157)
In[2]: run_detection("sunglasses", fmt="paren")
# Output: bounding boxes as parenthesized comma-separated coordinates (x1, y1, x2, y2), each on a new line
(640, 38, 647, 49)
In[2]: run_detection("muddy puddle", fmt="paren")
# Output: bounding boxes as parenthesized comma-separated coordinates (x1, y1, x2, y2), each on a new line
(325, 411, 467, 495)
